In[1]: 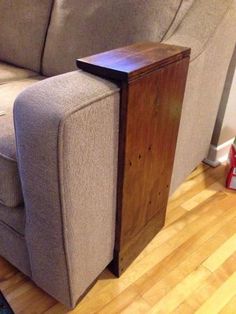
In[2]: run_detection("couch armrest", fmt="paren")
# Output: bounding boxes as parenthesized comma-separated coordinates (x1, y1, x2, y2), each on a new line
(14, 70, 120, 308)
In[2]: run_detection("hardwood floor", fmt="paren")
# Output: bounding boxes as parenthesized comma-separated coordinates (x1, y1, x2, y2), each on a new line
(1, 163, 236, 313)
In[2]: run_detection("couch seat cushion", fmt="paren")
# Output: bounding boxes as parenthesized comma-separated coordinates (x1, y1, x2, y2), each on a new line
(0, 77, 44, 207)
(0, 62, 37, 85)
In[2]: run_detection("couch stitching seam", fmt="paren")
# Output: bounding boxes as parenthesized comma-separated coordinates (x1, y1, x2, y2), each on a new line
(0, 219, 24, 238)
(161, 0, 184, 42)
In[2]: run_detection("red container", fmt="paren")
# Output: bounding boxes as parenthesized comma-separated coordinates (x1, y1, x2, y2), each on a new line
(226, 144, 236, 190)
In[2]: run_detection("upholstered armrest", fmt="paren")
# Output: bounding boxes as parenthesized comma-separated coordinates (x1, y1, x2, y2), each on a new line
(14, 71, 120, 308)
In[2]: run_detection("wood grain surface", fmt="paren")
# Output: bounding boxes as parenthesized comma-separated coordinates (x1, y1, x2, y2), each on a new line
(78, 42, 190, 275)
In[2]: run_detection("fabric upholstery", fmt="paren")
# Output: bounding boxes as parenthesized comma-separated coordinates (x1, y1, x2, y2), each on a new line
(0, 203, 25, 235)
(164, 0, 233, 59)
(0, 221, 30, 276)
(0, 62, 37, 85)
(42, 0, 182, 76)
(169, 0, 236, 193)
(14, 71, 120, 307)
(0, 0, 54, 72)
(0, 77, 44, 207)
(163, 0, 196, 40)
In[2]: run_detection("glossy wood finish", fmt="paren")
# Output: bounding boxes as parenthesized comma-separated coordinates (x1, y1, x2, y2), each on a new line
(1, 164, 236, 313)
(77, 42, 190, 275)
(77, 42, 190, 81)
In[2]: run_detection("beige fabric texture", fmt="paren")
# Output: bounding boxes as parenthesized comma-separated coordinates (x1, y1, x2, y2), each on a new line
(164, 0, 233, 59)
(0, 62, 37, 85)
(0, 77, 44, 207)
(169, 1, 236, 193)
(0, 203, 25, 235)
(14, 71, 120, 307)
(163, 0, 196, 39)
(0, 0, 53, 71)
(42, 0, 182, 76)
(0, 221, 30, 276)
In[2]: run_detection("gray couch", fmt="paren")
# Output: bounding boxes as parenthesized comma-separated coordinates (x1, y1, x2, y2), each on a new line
(0, 0, 235, 308)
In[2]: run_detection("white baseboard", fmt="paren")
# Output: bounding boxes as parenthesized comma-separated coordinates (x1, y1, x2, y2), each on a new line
(204, 138, 235, 167)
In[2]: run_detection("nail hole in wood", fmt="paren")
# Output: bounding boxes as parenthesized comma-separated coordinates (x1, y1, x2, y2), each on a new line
(138, 154, 141, 159)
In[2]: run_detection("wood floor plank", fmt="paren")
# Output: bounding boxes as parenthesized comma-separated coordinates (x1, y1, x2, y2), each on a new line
(220, 295, 236, 314)
(174, 252, 236, 313)
(119, 296, 151, 314)
(181, 180, 224, 211)
(164, 206, 187, 226)
(135, 191, 228, 263)
(133, 197, 236, 295)
(96, 285, 141, 314)
(44, 303, 68, 314)
(187, 163, 210, 180)
(139, 211, 236, 305)
(203, 233, 236, 272)
(147, 266, 211, 313)
(195, 272, 236, 314)
(168, 164, 226, 211)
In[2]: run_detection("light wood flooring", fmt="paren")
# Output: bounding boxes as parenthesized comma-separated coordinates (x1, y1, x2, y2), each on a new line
(1, 163, 236, 313)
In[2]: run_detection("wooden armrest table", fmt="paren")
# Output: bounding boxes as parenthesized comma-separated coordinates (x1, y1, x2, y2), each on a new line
(77, 42, 190, 276)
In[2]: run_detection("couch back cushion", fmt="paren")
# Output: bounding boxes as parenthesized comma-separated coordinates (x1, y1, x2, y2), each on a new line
(163, 0, 196, 40)
(0, 0, 53, 72)
(164, 0, 233, 59)
(42, 0, 183, 76)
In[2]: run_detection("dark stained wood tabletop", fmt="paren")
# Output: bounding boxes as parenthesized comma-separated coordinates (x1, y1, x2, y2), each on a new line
(77, 42, 190, 81)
